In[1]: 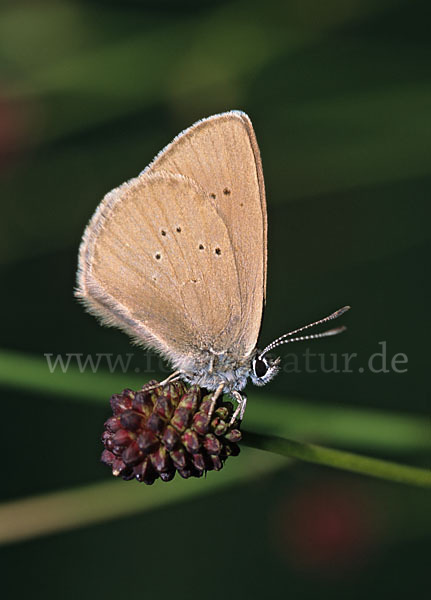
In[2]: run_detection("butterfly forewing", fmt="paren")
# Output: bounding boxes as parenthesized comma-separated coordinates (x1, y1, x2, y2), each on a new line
(147, 111, 267, 357)
(77, 171, 243, 359)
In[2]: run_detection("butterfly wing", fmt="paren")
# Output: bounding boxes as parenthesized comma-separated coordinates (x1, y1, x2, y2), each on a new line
(76, 171, 243, 362)
(146, 111, 267, 357)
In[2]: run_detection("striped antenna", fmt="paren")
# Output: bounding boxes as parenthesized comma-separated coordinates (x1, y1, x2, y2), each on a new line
(259, 306, 350, 358)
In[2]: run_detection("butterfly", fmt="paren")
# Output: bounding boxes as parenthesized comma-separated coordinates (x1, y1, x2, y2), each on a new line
(76, 111, 349, 422)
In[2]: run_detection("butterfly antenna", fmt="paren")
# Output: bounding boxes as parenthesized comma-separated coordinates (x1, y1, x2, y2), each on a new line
(259, 306, 350, 357)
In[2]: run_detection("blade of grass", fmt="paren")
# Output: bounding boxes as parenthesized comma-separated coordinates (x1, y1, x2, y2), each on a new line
(0, 448, 284, 546)
(0, 348, 428, 452)
(1, 430, 428, 547)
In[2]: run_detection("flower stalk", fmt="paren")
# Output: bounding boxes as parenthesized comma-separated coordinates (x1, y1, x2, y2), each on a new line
(241, 430, 431, 488)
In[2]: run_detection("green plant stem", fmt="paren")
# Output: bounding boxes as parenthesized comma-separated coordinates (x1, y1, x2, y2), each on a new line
(241, 430, 431, 488)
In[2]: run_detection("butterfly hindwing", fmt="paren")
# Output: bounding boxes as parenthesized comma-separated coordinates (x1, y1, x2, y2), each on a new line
(77, 171, 243, 360)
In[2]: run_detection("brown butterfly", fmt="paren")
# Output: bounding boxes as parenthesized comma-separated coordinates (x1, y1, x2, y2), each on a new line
(76, 111, 349, 421)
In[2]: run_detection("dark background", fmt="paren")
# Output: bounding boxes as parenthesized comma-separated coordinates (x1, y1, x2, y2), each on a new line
(1, 1, 430, 598)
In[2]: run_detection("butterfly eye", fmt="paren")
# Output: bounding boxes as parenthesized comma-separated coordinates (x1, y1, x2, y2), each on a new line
(253, 357, 268, 378)
(251, 355, 281, 387)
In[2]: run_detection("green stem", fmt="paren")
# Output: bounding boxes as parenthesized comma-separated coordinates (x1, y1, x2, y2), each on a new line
(241, 430, 431, 488)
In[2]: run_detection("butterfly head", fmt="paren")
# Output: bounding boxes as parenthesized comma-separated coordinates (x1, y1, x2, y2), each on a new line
(250, 306, 351, 388)
(250, 354, 281, 386)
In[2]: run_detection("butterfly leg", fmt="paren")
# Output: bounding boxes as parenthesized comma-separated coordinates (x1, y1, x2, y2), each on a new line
(230, 391, 247, 424)
(144, 370, 182, 392)
(159, 370, 182, 386)
(208, 382, 225, 419)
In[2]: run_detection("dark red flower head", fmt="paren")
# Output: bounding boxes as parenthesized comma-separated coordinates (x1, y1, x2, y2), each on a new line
(101, 380, 242, 485)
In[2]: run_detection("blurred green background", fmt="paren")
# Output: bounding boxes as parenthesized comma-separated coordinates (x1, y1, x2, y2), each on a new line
(1, 0, 430, 598)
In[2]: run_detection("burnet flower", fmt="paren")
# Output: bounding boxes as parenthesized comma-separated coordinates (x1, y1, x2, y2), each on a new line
(101, 380, 242, 485)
